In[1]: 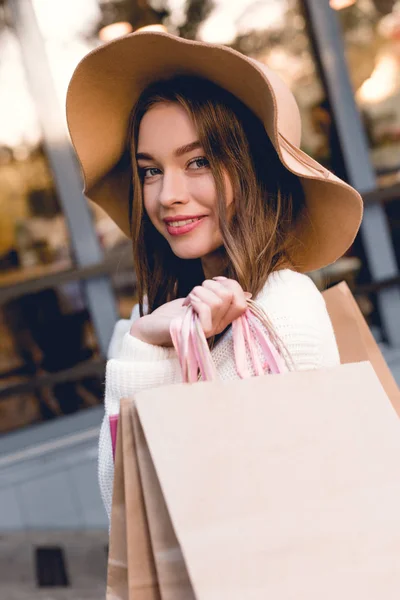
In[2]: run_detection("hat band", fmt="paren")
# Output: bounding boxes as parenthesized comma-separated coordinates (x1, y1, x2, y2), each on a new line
(278, 133, 329, 179)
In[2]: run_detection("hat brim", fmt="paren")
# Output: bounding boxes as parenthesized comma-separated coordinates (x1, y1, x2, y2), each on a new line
(66, 31, 363, 272)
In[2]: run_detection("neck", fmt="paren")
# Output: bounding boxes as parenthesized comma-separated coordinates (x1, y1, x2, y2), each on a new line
(201, 247, 227, 280)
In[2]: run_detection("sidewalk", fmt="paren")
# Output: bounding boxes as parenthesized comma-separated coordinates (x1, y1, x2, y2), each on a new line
(0, 531, 108, 600)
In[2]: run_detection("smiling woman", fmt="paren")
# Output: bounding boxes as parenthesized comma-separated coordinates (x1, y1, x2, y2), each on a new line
(65, 30, 362, 521)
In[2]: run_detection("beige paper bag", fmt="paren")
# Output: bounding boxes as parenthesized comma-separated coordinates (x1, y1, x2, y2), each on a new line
(107, 399, 160, 600)
(134, 411, 196, 599)
(132, 362, 400, 599)
(107, 398, 196, 600)
(323, 281, 400, 415)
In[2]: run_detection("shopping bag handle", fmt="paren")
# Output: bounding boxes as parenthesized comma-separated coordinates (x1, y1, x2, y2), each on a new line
(109, 302, 287, 460)
(170, 300, 287, 383)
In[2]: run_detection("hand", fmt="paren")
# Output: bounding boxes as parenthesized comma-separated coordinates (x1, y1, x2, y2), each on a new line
(183, 277, 251, 338)
(130, 298, 187, 347)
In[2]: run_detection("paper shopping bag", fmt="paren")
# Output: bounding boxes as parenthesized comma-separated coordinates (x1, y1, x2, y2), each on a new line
(323, 281, 400, 415)
(106, 406, 129, 600)
(133, 407, 196, 600)
(131, 362, 400, 600)
(107, 398, 160, 600)
(107, 397, 196, 600)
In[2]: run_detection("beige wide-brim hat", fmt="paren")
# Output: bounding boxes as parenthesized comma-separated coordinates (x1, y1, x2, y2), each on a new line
(66, 31, 363, 273)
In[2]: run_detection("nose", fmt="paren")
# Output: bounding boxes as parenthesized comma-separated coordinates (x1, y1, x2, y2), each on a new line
(158, 168, 189, 208)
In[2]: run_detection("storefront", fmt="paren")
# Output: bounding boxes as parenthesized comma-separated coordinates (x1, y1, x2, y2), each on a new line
(0, 0, 399, 530)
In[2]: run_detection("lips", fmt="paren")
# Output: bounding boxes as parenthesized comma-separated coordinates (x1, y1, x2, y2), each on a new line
(164, 215, 206, 236)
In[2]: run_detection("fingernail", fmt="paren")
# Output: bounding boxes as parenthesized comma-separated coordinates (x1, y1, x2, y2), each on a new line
(244, 292, 252, 299)
(213, 276, 227, 281)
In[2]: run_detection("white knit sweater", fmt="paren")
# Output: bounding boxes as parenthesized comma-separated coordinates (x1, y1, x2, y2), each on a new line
(98, 269, 340, 520)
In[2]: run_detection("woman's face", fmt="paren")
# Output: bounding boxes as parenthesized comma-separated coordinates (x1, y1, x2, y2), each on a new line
(137, 102, 233, 262)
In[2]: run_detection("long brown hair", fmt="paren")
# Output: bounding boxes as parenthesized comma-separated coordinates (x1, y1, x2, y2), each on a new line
(128, 76, 305, 317)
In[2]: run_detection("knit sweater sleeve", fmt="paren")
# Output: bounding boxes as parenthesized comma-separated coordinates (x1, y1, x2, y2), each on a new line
(98, 313, 183, 521)
(255, 270, 340, 371)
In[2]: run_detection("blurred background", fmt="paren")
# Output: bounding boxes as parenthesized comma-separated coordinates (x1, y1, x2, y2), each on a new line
(0, 0, 400, 597)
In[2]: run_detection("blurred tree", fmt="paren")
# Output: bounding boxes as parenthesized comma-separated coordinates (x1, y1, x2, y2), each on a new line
(0, 0, 9, 43)
(178, 0, 214, 40)
(227, 0, 310, 66)
(371, 0, 396, 15)
(89, 0, 169, 38)
(0, 0, 6, 26)
(333, 0, 397, 90)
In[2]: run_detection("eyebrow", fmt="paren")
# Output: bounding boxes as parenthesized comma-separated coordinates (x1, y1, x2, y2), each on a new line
(136, 140, 202, 161)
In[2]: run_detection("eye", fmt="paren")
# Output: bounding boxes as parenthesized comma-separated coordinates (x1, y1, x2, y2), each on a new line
(140, 166, 162, 179)
(187, 157, 210, 170)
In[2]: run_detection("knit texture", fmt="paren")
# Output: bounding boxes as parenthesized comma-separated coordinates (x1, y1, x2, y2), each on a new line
(99, 269, 340, 520)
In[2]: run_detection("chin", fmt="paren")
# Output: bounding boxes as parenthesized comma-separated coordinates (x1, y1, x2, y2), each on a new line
(169, 242, 213, 261)
(170, 248, 205, 260)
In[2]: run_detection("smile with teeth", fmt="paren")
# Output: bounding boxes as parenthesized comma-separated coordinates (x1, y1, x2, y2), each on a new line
(168, 218, 201, 227)
(165, 216, 205, 236)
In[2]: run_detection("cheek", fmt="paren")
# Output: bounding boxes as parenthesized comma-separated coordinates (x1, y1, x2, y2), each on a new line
(189, 175, 218, 210)
(196, 171, 233, 212)
(143, 187, 157, 222)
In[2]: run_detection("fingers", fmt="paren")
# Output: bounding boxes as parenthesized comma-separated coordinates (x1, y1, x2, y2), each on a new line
(188, 284, 228, 334)
(187, 294, 213, 333)
(186, 278, 250, 337)
(214, 276, 251, 297)
(211, 277, 248, 313)
(201, 279, 234, 306)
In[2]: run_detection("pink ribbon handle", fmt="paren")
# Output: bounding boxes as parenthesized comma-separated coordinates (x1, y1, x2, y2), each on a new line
(170, 306, 217, 383)
(232, 316, 252, 379)
(170, 302, 287, 383)
(245, 310, 287, 375)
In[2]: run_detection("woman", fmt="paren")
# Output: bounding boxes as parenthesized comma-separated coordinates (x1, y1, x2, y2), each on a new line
(66, 32, 363, 520)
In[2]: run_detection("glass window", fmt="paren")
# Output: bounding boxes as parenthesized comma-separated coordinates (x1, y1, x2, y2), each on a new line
(334, 0, 400, 337)
(32, 0, 137, 319)
(336, 0, 400, 188)
(0, 24, 104, 434)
